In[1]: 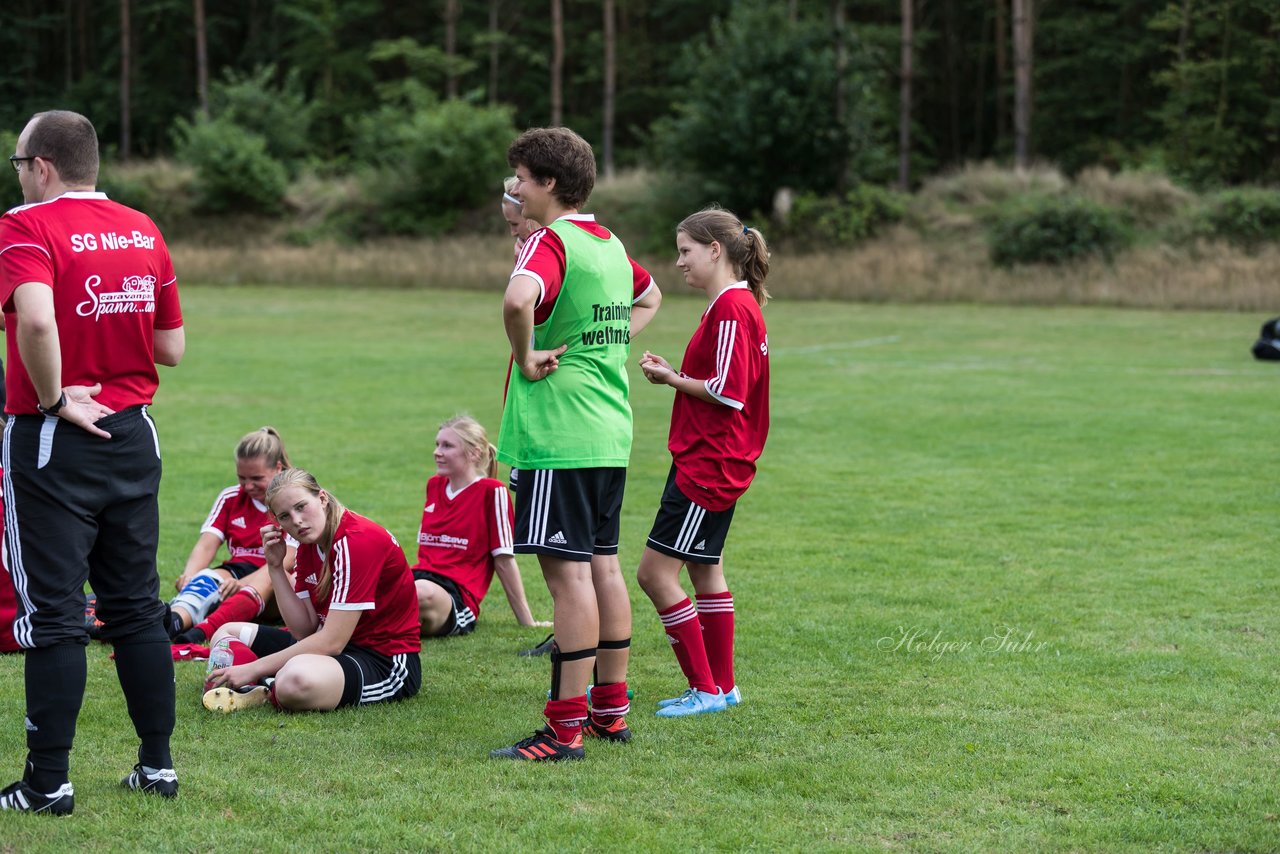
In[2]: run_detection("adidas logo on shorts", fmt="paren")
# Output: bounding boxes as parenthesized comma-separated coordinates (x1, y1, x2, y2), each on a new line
(694, 539, 706, 551)
(548, 531, 568, 545)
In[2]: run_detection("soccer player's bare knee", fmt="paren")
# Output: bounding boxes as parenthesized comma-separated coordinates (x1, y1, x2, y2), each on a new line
(542, 559, 593, 602)
(209, 622, 257, 647)
(274, 658, 342, 710)
(687, 562, 726, 595)
(636, 549, 684, 600)
(272, 664, 318, 707)
(415, 580, 449, 627)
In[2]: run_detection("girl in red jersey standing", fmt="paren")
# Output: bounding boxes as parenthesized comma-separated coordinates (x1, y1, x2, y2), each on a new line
(202, 468, 421, 712)
(413, 415, 549, 636)
(168, 427, 297, 643)
(637, 207, 771, 718)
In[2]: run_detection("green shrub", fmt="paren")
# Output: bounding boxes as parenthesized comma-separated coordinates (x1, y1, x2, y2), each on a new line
(352, 98, 516, 236)
(782, 185, 908, 248)
(207, 65, 314, 175)
(587, 169, 697, 255)
(988, 195, 1133, 267)
(98, 159, 197, 233)
(172, 115, 288, 215)
(652, 0, 890, 216)
(1199, 187, 1280, 249)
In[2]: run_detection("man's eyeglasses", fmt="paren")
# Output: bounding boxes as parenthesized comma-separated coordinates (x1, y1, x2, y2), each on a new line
(8, 155, 43, 173)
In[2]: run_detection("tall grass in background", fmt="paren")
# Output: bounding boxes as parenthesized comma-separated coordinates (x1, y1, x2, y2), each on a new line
(0, 287, 1277, 851)
(154, 164, 1280, 311)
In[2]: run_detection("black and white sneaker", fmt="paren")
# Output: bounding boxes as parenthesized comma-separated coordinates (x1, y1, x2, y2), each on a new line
(0, 779, 74, 815)
(121, 763, 178, 798)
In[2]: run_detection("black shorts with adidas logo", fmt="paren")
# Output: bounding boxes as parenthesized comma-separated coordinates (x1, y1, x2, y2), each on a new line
(511, 466, 626, 561)
(646, 465, 736, 565)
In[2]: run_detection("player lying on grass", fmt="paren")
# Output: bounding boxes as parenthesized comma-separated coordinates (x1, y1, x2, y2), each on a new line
(202, 468, 421, 713)
(168, 427, 297, 643)
(636, 207, 772, 718)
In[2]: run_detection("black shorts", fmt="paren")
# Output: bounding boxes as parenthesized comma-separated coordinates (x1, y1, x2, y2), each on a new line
(3, 406, 165, 647)
(216, 560, 259, 580)
(251, 625, 422, 709)
(513, 467, 626, 560)
(646, 465, 736, 565)
(412, 569, 476, 637)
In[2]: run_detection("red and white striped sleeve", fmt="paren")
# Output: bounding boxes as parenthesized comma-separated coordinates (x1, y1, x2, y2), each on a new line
(488, 483, 515, 557)
(327, 535, 375, 611)
(702, 300, 759, 411)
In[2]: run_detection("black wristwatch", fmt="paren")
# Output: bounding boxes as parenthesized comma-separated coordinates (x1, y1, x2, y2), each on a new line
(37, 391, 67, 417)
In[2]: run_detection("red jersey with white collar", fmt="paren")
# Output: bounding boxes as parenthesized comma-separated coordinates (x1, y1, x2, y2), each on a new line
(511, 214, 655, 324)
(0, 192, 182, 414)
(201, 486, 282, 568)
(412, 475, 514, 619)
(293, 510, 420, 656)
(668, 283, 770, 512)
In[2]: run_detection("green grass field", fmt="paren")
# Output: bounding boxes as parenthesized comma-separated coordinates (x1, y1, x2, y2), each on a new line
(1, 286, 1278, 852)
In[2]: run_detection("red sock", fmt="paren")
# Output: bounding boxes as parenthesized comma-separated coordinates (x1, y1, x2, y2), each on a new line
(658, 598, 716, 694)
(197, 588, 265, 637)
(543, 696, 588, 743)
(697, 591, 736, 694)
(588, 681, 630, 721)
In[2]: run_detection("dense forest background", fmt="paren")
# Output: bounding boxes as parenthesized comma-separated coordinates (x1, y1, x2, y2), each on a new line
(2, 0, 1277, 247)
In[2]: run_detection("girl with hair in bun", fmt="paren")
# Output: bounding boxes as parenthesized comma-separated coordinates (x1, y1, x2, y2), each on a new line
(412, 415, 548, 637)
(203, 468, 421, 712)
(168, 427, 297, 643)
(636, 207, 772, 719)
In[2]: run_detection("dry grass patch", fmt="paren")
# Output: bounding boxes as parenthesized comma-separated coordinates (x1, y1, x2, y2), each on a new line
(173, 228, 1280, 310)
(172, 215, 1280, 311)
(173, 236, 515, 290)
(1074, 167, 1196, 228)
(772, 227, 1280, 309)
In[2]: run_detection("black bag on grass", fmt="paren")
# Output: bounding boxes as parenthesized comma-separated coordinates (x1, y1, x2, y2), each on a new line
(1252, 317, 1280, 361)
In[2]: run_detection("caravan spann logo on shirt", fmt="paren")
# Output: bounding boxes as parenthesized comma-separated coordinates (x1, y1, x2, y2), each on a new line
(76, 274, 156, 321)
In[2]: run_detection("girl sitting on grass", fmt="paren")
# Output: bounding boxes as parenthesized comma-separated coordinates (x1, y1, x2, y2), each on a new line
(636, 207, 772, 718)
(202, 468, 421, 712)
(412, 415, 549, 637)
(168, 427, 297, 643)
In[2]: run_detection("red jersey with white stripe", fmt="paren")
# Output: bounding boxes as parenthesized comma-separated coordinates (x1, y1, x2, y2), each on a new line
(412, 475, 514, 619)
(511, 214, 655, 325)
(0, 192, 182, 414)
(668, 283, 770, 512)
(201, 486, 280, 568)
(293, 510, 420, 656)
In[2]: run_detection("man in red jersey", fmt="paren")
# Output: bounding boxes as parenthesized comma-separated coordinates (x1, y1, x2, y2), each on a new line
(0, 111, 185, 815)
